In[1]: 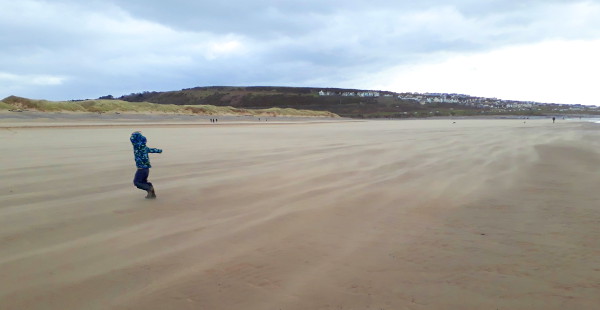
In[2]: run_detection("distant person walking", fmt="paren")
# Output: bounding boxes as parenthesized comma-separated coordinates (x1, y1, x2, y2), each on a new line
(552, 117, 555, 123)
(130, 131, 162, 199)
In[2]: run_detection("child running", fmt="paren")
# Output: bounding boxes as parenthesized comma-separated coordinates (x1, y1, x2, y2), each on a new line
(130, 131, 162, 199)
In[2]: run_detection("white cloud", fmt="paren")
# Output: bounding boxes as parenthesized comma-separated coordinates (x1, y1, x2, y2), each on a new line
(0, 72, 67, 98)
(0, 72, 67, 86)
(370, 39, 600, 105)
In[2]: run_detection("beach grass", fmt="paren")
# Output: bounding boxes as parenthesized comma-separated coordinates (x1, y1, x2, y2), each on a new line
(0, 96, 338, 117)
(0, 101, 13, 110)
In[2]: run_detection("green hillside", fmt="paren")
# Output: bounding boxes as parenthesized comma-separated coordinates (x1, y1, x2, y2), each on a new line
(115, 86, 599, 118)
(117, 86, 415, 118)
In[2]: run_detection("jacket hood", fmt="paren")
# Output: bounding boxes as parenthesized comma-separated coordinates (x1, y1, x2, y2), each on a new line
(130, 132, 147, 147)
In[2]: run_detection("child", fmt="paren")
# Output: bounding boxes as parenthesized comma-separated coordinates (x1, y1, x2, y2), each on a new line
(130, 131, 162, 199)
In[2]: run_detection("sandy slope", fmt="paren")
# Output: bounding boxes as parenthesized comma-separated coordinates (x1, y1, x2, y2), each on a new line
(1, 119, 599, 309)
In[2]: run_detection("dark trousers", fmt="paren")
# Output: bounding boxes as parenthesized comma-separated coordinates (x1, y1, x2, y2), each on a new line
(133, 168, 153, 191)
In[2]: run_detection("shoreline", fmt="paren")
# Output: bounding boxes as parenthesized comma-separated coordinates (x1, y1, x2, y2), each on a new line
(1, 113, 590, 129)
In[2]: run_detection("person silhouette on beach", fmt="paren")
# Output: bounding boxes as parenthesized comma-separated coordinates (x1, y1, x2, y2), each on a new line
(130, 131, 162, 199)
(552, 117, 555, 123)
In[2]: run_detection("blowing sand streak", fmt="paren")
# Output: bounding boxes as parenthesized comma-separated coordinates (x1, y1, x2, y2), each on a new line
(1, 119, 599, 310)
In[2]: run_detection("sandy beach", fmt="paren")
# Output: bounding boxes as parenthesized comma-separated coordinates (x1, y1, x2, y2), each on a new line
(1, 117, 599, 309)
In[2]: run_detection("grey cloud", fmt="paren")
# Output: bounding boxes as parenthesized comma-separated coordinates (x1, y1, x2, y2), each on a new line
(1, 0, 600, 100)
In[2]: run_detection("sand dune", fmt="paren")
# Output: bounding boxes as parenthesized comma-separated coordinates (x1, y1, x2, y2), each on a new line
(1, 119, 599, 309)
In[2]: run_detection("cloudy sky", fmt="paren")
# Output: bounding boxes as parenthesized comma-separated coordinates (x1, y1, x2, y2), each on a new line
(1, 0, 599, 105)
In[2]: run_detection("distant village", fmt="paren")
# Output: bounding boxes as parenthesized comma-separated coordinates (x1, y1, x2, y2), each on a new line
(318, 90, 599, 114)
(87, 86, 600, 118)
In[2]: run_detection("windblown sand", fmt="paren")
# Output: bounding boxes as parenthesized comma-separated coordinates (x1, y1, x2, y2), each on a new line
(1, 119, 599, 309)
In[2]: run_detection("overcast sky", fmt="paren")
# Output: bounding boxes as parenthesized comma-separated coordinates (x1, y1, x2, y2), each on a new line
(1, 0, 599, 105)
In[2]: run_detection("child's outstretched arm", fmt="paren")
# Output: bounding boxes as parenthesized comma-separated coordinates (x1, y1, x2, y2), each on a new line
(147, 147, 162, 153)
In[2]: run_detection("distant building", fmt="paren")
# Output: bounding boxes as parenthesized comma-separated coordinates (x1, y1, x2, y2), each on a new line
(318, 90, 335, 96)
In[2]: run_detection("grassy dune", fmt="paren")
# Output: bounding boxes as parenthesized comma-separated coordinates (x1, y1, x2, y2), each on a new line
(0, 101, 13, 110)
(0, 96, 339, 118)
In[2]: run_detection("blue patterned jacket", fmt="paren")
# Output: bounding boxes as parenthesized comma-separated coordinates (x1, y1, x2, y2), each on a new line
(130, 132, 162, 168)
